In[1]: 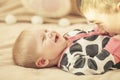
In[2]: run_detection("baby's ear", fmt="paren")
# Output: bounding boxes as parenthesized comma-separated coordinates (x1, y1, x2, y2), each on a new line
(117, 2, 120, 11)
(35, 57, 49, 68)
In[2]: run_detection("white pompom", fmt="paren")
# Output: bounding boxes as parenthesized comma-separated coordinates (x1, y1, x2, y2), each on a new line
(5, 14, 17, 24)
(58, 18, 71, 27)
(31, 16, 44, 24)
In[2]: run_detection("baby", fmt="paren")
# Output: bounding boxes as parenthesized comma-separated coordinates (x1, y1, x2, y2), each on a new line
(13, 26, 120, 75)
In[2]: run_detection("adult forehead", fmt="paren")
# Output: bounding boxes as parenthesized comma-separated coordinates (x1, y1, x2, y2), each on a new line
(84, 9, 99, 20)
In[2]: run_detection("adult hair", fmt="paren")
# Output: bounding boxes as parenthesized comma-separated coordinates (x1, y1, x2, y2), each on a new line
(79, 0, 120, 15)
(13, 30, 39, 68)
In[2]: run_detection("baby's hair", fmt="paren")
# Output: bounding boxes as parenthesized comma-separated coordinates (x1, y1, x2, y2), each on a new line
(79, 0, 120, 15)
(13, 30, 39, 68)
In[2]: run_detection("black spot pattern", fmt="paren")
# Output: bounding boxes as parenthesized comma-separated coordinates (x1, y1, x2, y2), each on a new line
(66, 63, 71, 70)
(102, 37, 110, 48)
(73, 39, 79, 43)
(86, 44, 98, 57)
(60, 54, 68, 67)
(74, 29, 87, 34)
(70, 43, 82, 55)
(104, 61, 114, 72)
(112, 62, 120, 69)
(88, 30, 94, 33)
(74, 53, 84, 57)
(96, 49, 110, 60)
(74, 72, 85, 75)
(84, 35, 98, 41)
(60, 30, 116, 75)
(77, 31, 87, 34)
(88, 59, 98, 70)
(74, 57, 85, 68)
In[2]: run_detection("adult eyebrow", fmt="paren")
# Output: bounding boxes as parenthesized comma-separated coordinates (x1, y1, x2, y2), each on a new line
(88, 20, 102, 25)
(89, 20, 95, 23)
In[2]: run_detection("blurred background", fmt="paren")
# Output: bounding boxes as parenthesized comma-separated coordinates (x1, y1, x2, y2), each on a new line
(0, 0, 86, 25)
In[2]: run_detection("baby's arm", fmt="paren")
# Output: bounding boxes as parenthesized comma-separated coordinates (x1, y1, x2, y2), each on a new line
(104, 36, 120, 63)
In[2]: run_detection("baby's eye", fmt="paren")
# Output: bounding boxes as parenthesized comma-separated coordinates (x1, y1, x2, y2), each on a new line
(88, 20, 100, 24)
(45, 29, 48, 33)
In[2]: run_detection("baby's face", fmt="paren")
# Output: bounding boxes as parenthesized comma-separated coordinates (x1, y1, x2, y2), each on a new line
(84, 8, 120, 35)
(27, 29, 68, 61)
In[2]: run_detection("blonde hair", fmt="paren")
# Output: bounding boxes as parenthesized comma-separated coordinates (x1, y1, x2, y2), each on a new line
(79, 0, 120, 15)
(13, 30, 39, 68)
